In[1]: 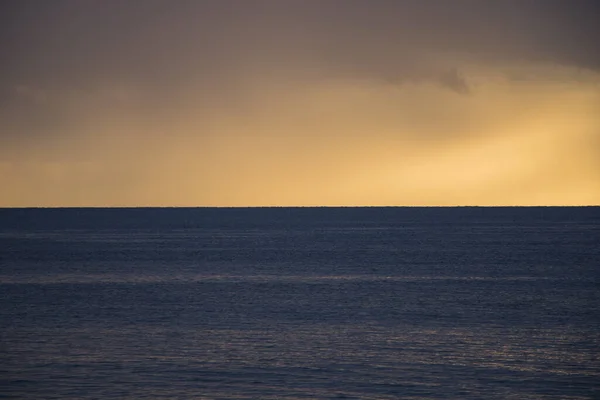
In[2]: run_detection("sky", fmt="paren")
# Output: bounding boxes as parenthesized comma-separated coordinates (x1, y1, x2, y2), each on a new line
(1, 0, 599, 207)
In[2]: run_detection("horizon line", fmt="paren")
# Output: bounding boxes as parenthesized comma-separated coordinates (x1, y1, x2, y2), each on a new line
(1, 205, 598, 210)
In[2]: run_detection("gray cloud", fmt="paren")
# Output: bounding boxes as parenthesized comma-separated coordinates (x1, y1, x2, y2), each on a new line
(1, 0, 599, 206)
(2, 1, 599, 90)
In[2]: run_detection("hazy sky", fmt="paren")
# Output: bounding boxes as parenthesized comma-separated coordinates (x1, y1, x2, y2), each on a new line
(1, 0, 599, 206)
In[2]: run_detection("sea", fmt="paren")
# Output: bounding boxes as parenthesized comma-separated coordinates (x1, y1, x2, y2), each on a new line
(1, 207, 599, 399)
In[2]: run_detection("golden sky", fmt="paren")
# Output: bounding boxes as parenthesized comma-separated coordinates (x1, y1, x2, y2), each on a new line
(1, 1, 599, 206)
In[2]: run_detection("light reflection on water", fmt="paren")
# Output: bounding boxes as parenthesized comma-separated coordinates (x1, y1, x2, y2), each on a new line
(1, 207, 599, 399)
(3, 275, 599, 399)
(4, 321, 598, 399)
(0, 273, 573, 284)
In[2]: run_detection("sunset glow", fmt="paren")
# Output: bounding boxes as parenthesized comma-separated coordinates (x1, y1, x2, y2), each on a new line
(1, 1, 599, 206)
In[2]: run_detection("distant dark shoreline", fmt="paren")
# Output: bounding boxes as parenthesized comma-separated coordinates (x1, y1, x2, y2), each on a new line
(1, 205, 598, 210)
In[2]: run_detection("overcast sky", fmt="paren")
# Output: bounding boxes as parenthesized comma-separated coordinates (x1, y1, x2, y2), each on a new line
(1, 0, 599, 206)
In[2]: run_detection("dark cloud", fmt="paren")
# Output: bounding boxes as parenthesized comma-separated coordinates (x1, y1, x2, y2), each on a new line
(1, 0, 598, 123)
(438, 70, 470, 95)
(2, 0, 599, 91)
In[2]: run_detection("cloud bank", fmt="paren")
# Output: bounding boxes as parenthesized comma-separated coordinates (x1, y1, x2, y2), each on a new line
(1, 1, 599, 206)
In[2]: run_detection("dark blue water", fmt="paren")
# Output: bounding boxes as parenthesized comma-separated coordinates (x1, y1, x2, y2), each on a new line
(1, 207, 599, 399)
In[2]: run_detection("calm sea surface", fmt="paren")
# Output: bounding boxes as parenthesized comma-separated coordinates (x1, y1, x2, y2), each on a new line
(1, 207, 599, 399)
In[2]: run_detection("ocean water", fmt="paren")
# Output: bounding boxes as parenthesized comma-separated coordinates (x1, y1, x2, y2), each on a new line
(1, 207, 599, 399)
